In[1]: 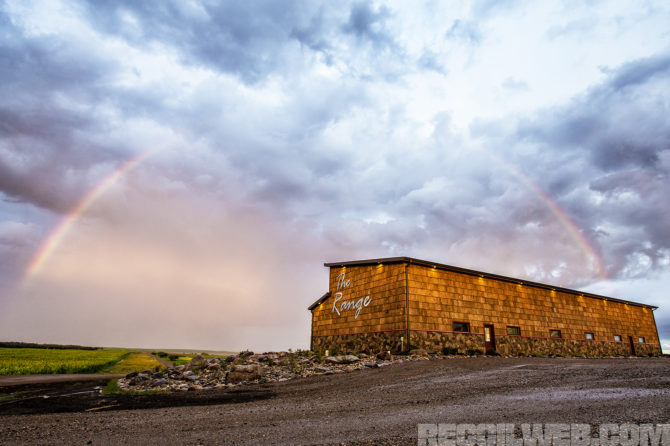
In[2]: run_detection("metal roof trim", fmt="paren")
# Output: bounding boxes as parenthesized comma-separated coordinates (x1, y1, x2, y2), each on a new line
(321, 257, 658, 310)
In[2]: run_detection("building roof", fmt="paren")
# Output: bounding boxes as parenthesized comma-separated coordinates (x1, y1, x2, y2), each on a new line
(308, 292, 331, 311)
(306, 256, 658, 311)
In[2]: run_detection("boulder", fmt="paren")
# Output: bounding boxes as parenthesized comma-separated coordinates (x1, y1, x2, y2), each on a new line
(227, 364, 264, 384)
(207, 362, 221, 371)
(188, 354, 207, 371)
(376, 351, 393, 360)
(324, 356, 341, 364)
(341, 355, 360, 363)
(129, 373, 150, 386)
(125, 371, 138, 379)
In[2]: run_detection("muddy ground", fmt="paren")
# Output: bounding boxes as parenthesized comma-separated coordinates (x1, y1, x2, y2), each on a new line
(1, 357, 668, 445)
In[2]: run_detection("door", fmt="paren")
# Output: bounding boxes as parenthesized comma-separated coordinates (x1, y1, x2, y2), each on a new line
(628, 336, 636, 356)
(484, 324, 496, 352)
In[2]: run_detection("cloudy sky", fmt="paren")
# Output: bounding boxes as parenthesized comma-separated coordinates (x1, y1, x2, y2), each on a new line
(1, 0, 669, 352)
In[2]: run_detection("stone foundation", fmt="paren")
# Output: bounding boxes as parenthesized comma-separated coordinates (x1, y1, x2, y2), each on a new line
(409, 330, 485, 354)
(495, 335, 662, 356)
(311, 330, 662, 357)
(311, 330, 406, 354)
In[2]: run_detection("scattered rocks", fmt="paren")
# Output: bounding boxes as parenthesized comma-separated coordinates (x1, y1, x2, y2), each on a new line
(410, 348, 428, 356)
(376, 351, 393, 360)
(117, 349, 439, 393)
(227, 364, 264, 384)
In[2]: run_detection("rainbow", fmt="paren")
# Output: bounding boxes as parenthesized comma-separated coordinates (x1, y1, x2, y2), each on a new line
(485, 149, 608, 280)
(23, 146, 162, 282)
(23, 143, 608, 285)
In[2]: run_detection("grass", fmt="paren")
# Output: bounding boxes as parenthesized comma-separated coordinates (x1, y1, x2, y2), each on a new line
(100, 353, 165, 374)
(0, 348, 131, 375)
(102, 378, 122, 394)
(169, 353, 234, 366)
(172, 356, 193, 366)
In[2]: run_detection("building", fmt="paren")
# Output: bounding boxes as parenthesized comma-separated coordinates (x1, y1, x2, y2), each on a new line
(308, 257, 662, 356)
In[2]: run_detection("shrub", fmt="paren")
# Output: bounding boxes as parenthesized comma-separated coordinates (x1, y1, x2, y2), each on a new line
(466, 349, 482, 356)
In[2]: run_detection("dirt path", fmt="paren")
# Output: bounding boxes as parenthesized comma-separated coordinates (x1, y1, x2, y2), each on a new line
(141, 351, 173, 368)
(0, 373, 123, 387)
(1, 357, 669, 445)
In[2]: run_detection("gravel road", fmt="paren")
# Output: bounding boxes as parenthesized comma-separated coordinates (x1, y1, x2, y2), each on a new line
(1, 357, 668, 445)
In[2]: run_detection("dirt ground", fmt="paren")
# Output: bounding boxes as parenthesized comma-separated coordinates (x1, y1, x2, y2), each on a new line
(1, 357, 669, 445)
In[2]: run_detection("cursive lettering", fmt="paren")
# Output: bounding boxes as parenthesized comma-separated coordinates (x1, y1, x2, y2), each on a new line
(332, 293, 371, 319)
(336, 272, 351, 290)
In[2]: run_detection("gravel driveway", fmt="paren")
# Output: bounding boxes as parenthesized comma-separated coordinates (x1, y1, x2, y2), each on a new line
(1, 357, 668, 445)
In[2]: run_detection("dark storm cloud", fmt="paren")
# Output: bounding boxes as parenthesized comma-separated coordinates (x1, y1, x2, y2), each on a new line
(0, 8, 126, 213)
(606, 54, 670, 91)
(517, 53, 670, 172)
(81, 1, 407, 84)
(506, 53, 670, 279)
(81, 1, 334, 83)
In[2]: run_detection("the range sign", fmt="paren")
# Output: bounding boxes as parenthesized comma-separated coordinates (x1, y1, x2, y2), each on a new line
(331, 272, 371, 319)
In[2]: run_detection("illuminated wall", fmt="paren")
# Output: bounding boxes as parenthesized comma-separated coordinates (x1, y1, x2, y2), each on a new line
(309, 258, 661, 356)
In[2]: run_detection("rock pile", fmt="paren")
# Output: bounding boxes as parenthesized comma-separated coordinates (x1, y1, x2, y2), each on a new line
(117, 350, 434, 392)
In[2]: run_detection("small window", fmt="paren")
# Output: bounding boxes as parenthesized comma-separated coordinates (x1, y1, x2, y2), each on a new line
(453, 322, 470, 333)
(585, 332, 594, 340)
(638, 337, 645, 343)
(507, 326, 521, 336)
(614, 335, 622, 342)
(550, 329, 562, 339)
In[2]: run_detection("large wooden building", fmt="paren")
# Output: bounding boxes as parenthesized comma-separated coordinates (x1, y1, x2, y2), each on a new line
(308, 257, 662, 356)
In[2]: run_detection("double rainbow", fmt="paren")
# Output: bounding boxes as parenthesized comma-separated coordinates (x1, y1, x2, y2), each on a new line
(22, 146, 608, 284)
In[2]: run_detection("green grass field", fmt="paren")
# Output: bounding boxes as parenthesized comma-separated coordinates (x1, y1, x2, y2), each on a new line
(101, 352, 164, 374)
(0, 348, 131, 375)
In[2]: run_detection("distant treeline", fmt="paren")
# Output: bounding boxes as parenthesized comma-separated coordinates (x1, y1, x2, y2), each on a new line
(0, 341, 100, 350)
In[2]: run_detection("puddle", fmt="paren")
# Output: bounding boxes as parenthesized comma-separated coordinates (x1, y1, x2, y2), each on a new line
(502, 387, 669, 401)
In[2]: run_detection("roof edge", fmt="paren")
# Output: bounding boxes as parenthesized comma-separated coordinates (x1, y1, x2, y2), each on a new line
(308, 291, 331, 311)
(323, 257, 658, 310)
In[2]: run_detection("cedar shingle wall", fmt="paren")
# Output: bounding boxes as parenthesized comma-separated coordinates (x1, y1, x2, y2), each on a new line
(407, 264, 659, 344)
(311, 264, 406, 336)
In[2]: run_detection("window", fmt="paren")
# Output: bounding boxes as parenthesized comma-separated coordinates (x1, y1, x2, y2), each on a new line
(453, 322, 470, 333)
(507, 326, 521, 336)
(550, 329, 562, 339)
(585, 332, 594, 340)
(614, 335, 622, 342)
(638, 337, 645, 343)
